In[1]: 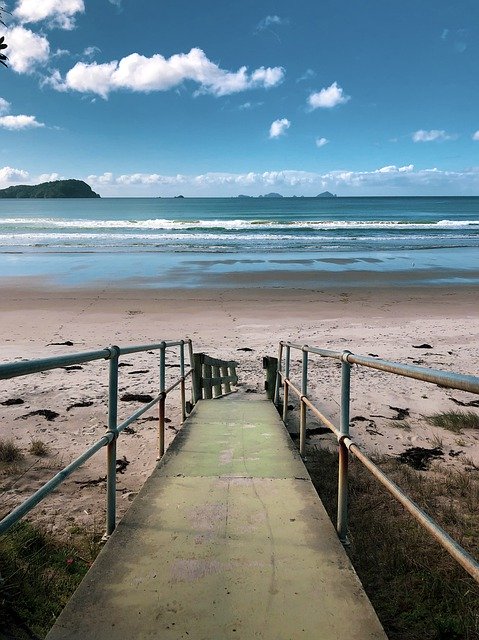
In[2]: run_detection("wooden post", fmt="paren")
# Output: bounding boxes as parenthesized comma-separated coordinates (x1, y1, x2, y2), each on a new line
(221, 365, 231, 394)
(203, 363, 213, 399)
(212, 365, 221, 397)
(192, 353, 204, 403)
(263, 356, 278, 401)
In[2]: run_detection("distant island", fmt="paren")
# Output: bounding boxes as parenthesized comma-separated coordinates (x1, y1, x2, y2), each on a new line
(0, 179, 100, 199)
(316, 191, 337, 198)
(237, 191, 338, 198)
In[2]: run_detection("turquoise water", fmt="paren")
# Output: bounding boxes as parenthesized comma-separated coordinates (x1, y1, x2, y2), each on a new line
(0, 197, 478, 288)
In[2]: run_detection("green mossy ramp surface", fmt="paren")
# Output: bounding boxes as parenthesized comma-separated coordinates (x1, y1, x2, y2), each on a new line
(46, 398, 387, 640)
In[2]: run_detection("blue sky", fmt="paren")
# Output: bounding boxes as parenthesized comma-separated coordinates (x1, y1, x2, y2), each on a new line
(1, 0, 479, 196)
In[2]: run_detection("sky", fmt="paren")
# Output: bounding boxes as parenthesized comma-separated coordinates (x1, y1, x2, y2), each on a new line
(0, 0, 479, 197)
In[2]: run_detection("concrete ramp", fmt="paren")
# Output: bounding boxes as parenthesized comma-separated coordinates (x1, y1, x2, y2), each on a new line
(46, 398, 387, 640)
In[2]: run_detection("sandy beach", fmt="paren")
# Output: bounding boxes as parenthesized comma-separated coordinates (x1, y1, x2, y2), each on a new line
(1, 281, 478, 536)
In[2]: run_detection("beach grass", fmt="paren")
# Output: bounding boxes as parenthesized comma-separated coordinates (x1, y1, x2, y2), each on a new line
(0, 521, 101, 639)
(28, 439, 50, 457)
(305, 448, 479, 640)
(0, 438, 23, 464)
(426, 411, 479, 433)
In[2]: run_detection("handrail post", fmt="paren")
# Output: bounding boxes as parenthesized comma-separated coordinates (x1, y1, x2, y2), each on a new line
(300, 346, 308, 457)
(212, 365, 221, 397)
(203, 361, 213, 399)
(187, 339, 196, 404)
(282, 344, 290, 423)
(337, 350, 352, 544)
(180, 341, 186, 423)
(221, 365, 231, 394)
(192, 352, 204, 402)
(274, 342, 283, 407)
(158, 342, 166, 459)
(263, 356, 278, 401)
(106, 345, 120, 536)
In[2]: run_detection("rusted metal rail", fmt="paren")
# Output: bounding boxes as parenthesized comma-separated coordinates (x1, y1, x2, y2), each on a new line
(275, 341, 479, 584)
(0, 339, 196, 537)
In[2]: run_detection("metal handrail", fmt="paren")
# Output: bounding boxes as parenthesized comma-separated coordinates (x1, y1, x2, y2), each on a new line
(0, 338, 195, 537)
(276, 341, 479, 584)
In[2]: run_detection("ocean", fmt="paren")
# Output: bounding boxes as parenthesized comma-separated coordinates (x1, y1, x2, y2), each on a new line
(0, 196, 478, 288)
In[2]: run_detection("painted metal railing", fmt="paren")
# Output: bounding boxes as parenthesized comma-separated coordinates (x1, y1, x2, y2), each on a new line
(0, 339, 195, 537)
(274, 341, 479, 584)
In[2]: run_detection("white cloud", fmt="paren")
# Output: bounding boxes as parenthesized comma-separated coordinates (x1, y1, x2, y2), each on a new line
(0, 166, 30, 185)
(250, 66, 284, 88)
(108, 0, 122, 6)
(83, 46, 101, 59)
(52, 48, 70, 58)
(88, 172, 188, 186)
(86, 172, 114, 184)
(4, 26, 50, 73)
(84, 165, 479, 196)
(0, 98, 11, 115)
(375, 164, 414, 174)
(269, 118, 290, 138)
(238, 101, 262, 111)
(256, 15, 288, 31)
(472, 131, 479, 141)
(48, 48, 285, 98)
(315, 137, 329, 148)
(0, 114, 45, 129)
(37, 172, 63, 182)
(308, 82, 350, 109)
(412, 129, 454, 142)
(13, 0, 85, 30)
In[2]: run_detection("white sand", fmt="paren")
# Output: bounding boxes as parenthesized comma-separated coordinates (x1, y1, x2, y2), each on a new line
(0, 284, 478, 536)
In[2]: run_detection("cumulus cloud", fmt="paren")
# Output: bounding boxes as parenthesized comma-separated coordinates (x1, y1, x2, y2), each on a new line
(412, 129, 454, 142)
(0, 97, 45, 129)
(0, 166, 30, 185)
(269, 118, 290, 138)
(472, 131, 479, 141)
(315, 137, 329, 148)
(13, 0, 85, 30)
(0, 114, 45, 129)
(37, 172, 63, 182)
(86, 172, 114, 184)
(308, 82, 350, 109)
(117, 173, 187, 185)
(4, 26, 50, 73)
(84, 165, 479, 196)
(0, 98, 11, 115)
(47, 47, 285, 98)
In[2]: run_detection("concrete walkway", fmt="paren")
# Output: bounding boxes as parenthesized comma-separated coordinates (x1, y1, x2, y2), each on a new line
(47, 398, 387, 640)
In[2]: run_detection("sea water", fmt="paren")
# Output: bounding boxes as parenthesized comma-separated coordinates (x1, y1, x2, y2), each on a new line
(0, 196, 478, 288)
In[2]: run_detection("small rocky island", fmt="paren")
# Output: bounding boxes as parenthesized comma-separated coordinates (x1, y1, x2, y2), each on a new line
(316, 191, 337, 198)
(0, 179, 100, 198)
